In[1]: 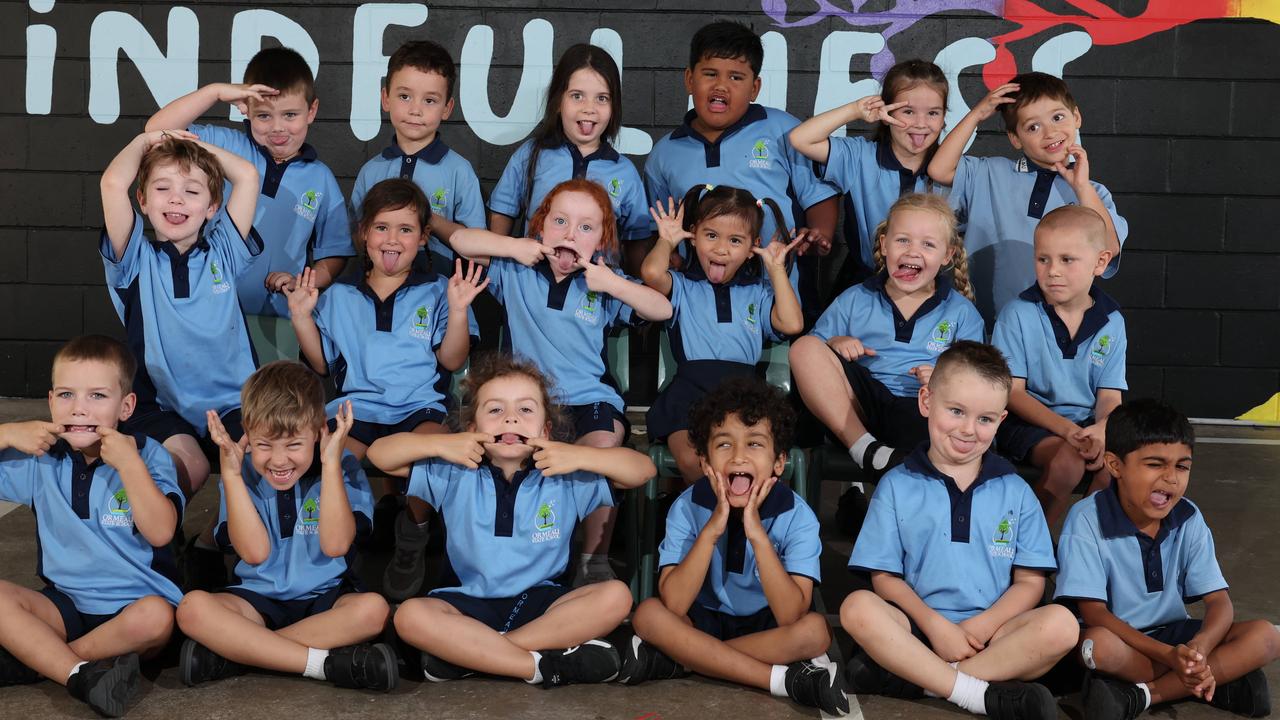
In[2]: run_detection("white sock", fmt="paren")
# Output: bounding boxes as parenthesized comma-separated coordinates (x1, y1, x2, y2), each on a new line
(947, 671, 988, 715)
(925, 662, 961, 697)
(526, 651, 543, 684)
(302, 648, 328, 681)
(849, 434, 875, 467)
(1137, 682, 1152, 710)
(768, 664, 789, 697)
(67, 661, 87, 683)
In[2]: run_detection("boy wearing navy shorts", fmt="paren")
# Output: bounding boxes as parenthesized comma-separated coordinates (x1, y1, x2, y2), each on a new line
(0, 336, 184, 717)
(175, 362, 395, 692)
(992, 205, 1126, 526)
(1057, 399, 1280, 719)
(841, 341, 1080, 720)
(624, 377, 848, 716)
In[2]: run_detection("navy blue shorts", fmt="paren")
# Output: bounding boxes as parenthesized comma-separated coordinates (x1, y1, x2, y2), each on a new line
(120, 403, 197, 444)
(1143, 618, 1203, 646)
(335, 408, 447, 448)
(226, 579, 356, 631)
(687, 604, 778, 641)
(646, 360, 756, 441)
(432, 585, 572, 634)
(996, 415, 1093, 464)
(40, 586, 122, 643)
(567, 402, 629, 441)
(840, 360, 928, 449)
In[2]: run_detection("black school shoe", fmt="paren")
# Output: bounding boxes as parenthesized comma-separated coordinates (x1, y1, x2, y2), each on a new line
(844, 646, 924, 698)
(538, 639, 621, 688)
(420, 650, 476, 682)
(1210, 668, 1272, 717)
(0, 646, 40, 686)
(616, 636, 688, 685)
(784, 660, 851, 715)
(179, 638, 245, 687)
(984, 680, 1060, 720)
(66, 653, 140, 718)
(325, 643, 398, 692)
(1082, 671, 1146, 720)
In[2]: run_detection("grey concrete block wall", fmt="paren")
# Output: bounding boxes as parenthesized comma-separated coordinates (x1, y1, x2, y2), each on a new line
(0, 1, 1277, 417)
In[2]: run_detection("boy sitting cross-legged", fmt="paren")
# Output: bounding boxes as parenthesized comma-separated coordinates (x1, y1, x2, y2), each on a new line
(175, 361, 396, 692)
(840, 341, 1079, 720)
(623, 377, 849, 716)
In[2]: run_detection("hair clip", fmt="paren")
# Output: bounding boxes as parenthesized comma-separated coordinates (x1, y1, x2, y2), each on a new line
(755, 199, 763, 208)
(704, 184, 715, 192)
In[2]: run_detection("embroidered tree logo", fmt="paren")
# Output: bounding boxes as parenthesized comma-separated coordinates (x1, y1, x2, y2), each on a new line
(934, 320, 952, 342)
(535, 502, 555, 530)
(1094, 335, 1112, 357)
(432, 188, 447, 207)
(752, 140, 768, 159)
(996, 517, 1011, 543)
(415, 305, 429, 328)
(302, 190, 318, 210)
(210, 261, 223, 285)
(608, 178, 621, 197)
(585, 291, 599, 309)
(302, 497, 318, 523)
(747, 302, 757, 323)
(111, 489, 129, 514)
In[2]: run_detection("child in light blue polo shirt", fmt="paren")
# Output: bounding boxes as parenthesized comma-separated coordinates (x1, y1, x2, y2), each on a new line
(622, 378, 848, 716)
(929, 72, 1128, 324)
(840, 341, 1079, 720)
(367, 353, 653, 688)
(147, 47, 354, 323)
(350, 41, 485, 271)
(175, 362, 396, 693)
(992, 205, 1127, 526)
(0, 336, 183, 718)
(1056, 399, 1280, 719)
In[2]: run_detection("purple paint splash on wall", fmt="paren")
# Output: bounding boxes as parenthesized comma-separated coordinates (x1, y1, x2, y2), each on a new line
(760, 0, 1003, 77)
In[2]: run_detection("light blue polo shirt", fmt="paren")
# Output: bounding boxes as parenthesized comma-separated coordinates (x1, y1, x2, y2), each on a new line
(486, 257, 636, 410)
(667, 266, 782, 365)
(101, 212, 261, 433)
(0, 438, 184, 613)
(1055, 484, 1227, 630)
(489, 139, 650, 243)
(215, 450, 373, 601)
(191, 122, 355, 317)
(409, 458, 614, 598)
(992, 285, 1127, 423)
(350, 134, 486, 262)
(849, 446, 1057, 623)
(824, 135, 944, 270)
(949, 154, 1128, 323)
(809, 273, 985, 396)
(659, 477, 821, 617)
(314, 268, 478, 423)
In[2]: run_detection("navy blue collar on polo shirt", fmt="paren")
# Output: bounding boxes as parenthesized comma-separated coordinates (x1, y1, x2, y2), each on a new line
(147, 235, 212, 300)
(671, 104, 769, 168)
(560, 140, 620, 179)
(486, 461, 534, 538)
(1095, 482, 1195, 594)
(1014, 155, 1060, 220)
(864, 272, 954, 342)
(1019, 284, 1121, 359)
(903, 444, 1017, 544)
(380, 132, 451, 178)
(532, 258, 590, 311)
(241, 120, 319, 199)
(876, 138, 927, 197)
(690, 474, 794, 574)
(680, 258, 761, 323)
(272, 449, 322, 540)
(47, 435, 147, 519)
(335, 266, 436, 332)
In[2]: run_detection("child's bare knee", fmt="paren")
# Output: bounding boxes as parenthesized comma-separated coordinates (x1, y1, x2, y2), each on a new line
(1080, 626, 1126, 671)
(175, 590, 212, 630)
(349, 593, 391, 634)
(839, 590, 880, 636)
(794, 612, 833, 657)
(1040, 604, 1080, 653)
(594, 580, 634, 623)
(125, 596, 175, 644)
(392, 597, 437, 634)
(631, 597, 673, 639)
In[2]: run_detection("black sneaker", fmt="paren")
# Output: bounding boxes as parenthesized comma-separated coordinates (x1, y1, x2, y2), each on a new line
(0, 646, 40, 686)
(616, 636, 687, 685)
(324, 643, 398, 692)
(1209, 668, 1271, 717)
(382, 510, 428, 602)
(985, 679, 1060, 720)
(844, 646, 923, 698)
(539, 639, 621, 688)
(66, 653, 140, 718)
(179, 638, 245, 687)
(420, 650, 475, 682)
(783, 660, 850, 716)
(1081, 671, 1145, 720)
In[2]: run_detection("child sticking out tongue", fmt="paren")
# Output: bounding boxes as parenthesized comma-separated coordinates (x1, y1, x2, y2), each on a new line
(552, 246, 580, 274)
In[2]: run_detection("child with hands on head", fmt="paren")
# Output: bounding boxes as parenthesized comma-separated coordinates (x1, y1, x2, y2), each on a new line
(790, 193, 983, 477)
(1055, 399, 1280, 720)
(452, 178, 671, 584)
(286, 178, 484, 602)
(790, 59, 950, 288)
(641, 184, 803, 482)
(0, 336, 184, 718)
(992, 205, 1126, 526)
(366, 353, 653, 689)
(176, 362, 396, 693)
(841, 341, 1080, 720)
(624, 378, 848, 716)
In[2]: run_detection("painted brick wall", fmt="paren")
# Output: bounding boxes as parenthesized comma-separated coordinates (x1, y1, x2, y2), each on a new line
(0, 1, 1276, 417)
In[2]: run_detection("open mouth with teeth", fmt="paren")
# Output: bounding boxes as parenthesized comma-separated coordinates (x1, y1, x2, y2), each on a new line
(552, 246, 580, 273)
(63, 424, 98, 435)
(1044, 139, 1066, 155)
(707, 93, 729, 113)
(574, 120, 598, 138)
(496, 433, 529, 446)
(163, 212, 191, 226)
(726, 471, 754, 496)
(1149, 489, 1173, 510)
(891, 262, 923, 282)
(266, 467, 295, 485)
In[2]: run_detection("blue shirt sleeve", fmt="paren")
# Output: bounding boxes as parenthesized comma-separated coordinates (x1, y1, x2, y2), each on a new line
(99, 213, 146, 288)
(1097, 316, 1128, 391)
(949, 155, 984, 217)
(452, 161, 488, 230)
(350, 159, 375, 223)
(955, 295, 986, 342)
(1092, 181, 1127, 278)
(340, 454, 375, 536)
(657, 491, 699, 569)
(489, 141, 533, 220)
(1053, 504, 1109, 602)
(1012, 480, 1056, 572)
(781, 121, 838, 211)
(189, 123, 256, 159)
(569, 471, 615, 521)
(822, 135, 869, 194)
(407, 458, 454, 508)
(431, 279, 452, 350)
(312, 169, 355, 261)
(140, 439, 184, 514)
(644, 143, 672, 233)
(206, 208, 264, 277)
(780, 496, 822, 582)
(312, 290, 339, 367)
(991, 304, 1028, 379)
(758, 282, 782, 342)
(0, 449, 35, 505)
(810, 286, 858, 342)
(665, 271, 686, 327)
(1179, 507, 1228, 601)
(848, 470, 905, 575)
(484, 258, 511, 303)
(616, 161, 652, 241)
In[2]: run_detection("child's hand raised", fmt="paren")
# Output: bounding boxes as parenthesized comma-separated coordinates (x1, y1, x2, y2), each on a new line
(320, 400, 353, 467)
(527, 437, 582, 476)
(852, 95, 907, 127)
(140, 129, 198, 149)
(437, 432, 491, 469)
(828, 336, 877, 362)
(447, 259, 489, 309)
(578, 256, 619, 294)
(790, 227, 832, 256)
(742, 475, 779, 542)
(700, 462, 732, 540)
(216, 82, 279, 116)
(205, 410, 248, 478)
(512, 238, 556, 267)
(1053, 143, 1091, 190)
(971, 83, 1019, 122)
(265, 271, 298, 294)
(753, 235, 802, 274)
(283, 267, 319, 319)
(909, 364, 934, 388)
(96, 426, 144, 471)
(0, 420, 63, 456)
(649, 197, 692, 248)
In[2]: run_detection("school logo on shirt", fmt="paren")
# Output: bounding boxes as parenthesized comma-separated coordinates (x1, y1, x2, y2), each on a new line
(296, 497, 320, 535)
(531, 502, 560, 544)
(431, 188, 449, 212)
(926, 320, 954, 354)
(100, 489, 133, 528)
(294, 190, 322, 222)
(749, 139, 772, 169)
(989, 511, 1016, 559)
(210, 261, 231, 295)
(607, 178, 622, 198)
(575, 291, 601, 325)
(1090, 335, 1112, 367)
(744, 302, 760, 332)
(410, 305, 431, 339)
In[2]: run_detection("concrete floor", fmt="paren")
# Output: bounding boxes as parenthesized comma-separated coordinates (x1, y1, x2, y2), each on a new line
(0, 396, 1277, 719)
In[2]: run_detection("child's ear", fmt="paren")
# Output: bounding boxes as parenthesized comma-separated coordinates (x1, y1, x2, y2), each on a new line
(683, 68, 695, 96)
(917, 384, 932, 418)
(1007, 130, 1024, 151)
(1071, 106, 1083, 129)
(305, 98, 319, 125)
(118, 392, 137, 423)
(749, 75, 762, 102)
(1103, 450, 1122, 478)
(772, 452, 786, 479)
(442, 97, 456, 121)
(380, 86, 391, 113)
(1093, 249, 1113, 276)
